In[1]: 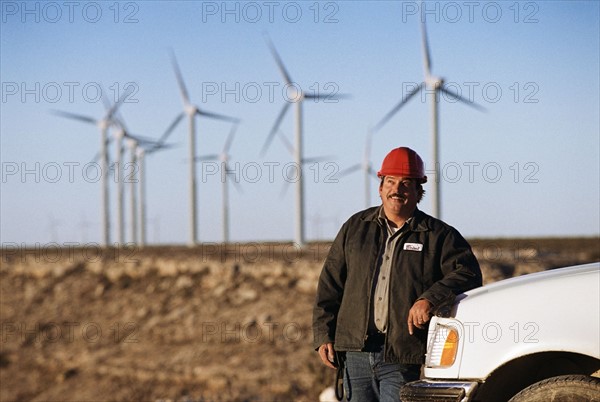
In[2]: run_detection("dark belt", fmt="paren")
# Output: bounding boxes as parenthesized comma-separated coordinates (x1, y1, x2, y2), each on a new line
(364, 332, 386, 352)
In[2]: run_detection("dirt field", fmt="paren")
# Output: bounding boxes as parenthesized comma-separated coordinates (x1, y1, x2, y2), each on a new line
(1, 239, 598, 401)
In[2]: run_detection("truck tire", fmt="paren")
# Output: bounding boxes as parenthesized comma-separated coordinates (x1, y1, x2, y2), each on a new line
(508, 375, 600, 402)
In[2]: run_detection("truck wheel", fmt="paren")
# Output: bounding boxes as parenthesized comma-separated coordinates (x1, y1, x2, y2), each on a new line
(508, 375, 600, 402)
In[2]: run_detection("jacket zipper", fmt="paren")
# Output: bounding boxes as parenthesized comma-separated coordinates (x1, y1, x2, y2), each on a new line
(383, 228, 412, 360)
(363, 224, 386, 345)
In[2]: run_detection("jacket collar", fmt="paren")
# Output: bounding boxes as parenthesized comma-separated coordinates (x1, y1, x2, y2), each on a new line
(362, 206, 430, 233)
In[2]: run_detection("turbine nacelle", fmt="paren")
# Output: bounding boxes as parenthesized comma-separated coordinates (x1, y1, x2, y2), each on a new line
(98, 119, 110, 131)
(126, 137, 138, 149)
(285, 85, 303, 102)
(185, 104, 197, 116)
(113, 129, 125, 140)
(425, 75, 444, 89)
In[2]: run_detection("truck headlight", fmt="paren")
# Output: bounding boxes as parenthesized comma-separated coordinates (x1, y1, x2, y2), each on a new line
(426, 323, 459, 368)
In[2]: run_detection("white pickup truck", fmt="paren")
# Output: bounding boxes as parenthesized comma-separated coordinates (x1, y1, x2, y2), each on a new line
(401, 262, 600, 402)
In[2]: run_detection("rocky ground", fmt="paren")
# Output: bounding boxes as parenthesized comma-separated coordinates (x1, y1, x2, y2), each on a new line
(0, 238, 598, 402)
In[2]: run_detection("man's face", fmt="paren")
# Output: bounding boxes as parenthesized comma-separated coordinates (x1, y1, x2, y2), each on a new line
(379, 175, 419, 217)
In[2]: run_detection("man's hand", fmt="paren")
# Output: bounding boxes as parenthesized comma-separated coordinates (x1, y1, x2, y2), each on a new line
(318, 342, 337, 369)
(408, 298, 432, 335)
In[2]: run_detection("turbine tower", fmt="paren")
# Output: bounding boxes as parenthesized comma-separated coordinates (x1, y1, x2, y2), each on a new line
(372, 20, 485, 219)
(114, 128, 126, 244)
(169, 51, 239, 246)
(261, 34, 346, 247)
(126, 137, 139, 244)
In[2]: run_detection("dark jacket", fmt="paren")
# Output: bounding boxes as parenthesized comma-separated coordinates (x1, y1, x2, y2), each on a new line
(313, 207, 482, 364)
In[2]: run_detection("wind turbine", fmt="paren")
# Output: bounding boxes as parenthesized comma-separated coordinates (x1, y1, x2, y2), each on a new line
(195, 123, 241, 243)
(51, 90, 129, 246)
(372, 20, 485, 219)
(336, 129, 378, 209)
(261, 34, 346, 247)
(169, 50, 240, 246)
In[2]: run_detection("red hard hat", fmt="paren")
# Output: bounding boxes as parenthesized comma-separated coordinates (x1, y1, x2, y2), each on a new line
(377, 147, 427, 183)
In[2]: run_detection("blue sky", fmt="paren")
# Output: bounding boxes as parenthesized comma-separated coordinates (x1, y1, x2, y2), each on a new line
(1, 0, 599, 245)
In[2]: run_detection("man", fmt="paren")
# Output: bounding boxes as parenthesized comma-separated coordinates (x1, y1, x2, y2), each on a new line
(313, 147, 482, 401)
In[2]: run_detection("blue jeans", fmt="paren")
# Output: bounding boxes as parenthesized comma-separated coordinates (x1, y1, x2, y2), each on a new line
(343, 351, 420, 402)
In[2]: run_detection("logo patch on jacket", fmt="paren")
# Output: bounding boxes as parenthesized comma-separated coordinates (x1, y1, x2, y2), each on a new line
(404, 242, 423, 251)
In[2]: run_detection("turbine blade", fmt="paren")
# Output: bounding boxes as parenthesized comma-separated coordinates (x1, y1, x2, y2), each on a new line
(368, 166, 378, 179)
(225, 162, 244, 194)
(365, 129, 374, 161)
(303, 155, 335, 164)
(279, 181, 290, 199)
(124, 132, 160, 146)
(100, 84, 112, 111)
(195, 154, 220, 161)
(440, 86, 487, 112)
(420, 15, 433, 77)
(112, 115, 128, 133)
(170, 49, 191, 106)
(157, 112, 185, 145)
(263, 33, 293, 85)
(51, 110, 97, 125)
(91, 151, 101, 164)
(277, 130, 294, 156)
(372, 83, 423, 132)
(146, 142, 178, 155)
(231, 178, 243, 194)
(223, 123, 239, 154)
(105, 88, 132, 121)
(91, 142, 112, 164)
(337, 164, 362, 178)
(261, 102, 291, 156)
(304, 93, 351, 101)
(196, 109, 239, 123)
